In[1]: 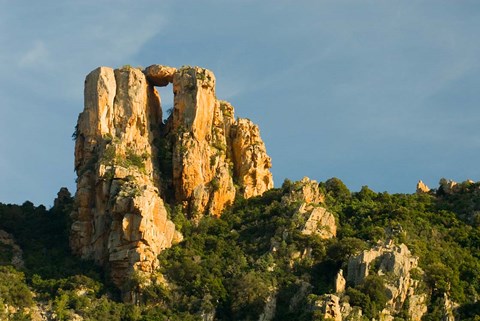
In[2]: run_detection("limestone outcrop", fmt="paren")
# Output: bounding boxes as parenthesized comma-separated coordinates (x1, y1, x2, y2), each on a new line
(334, 269, 346, 293)
(70, 64, 273, 293)
(316, 294, 342, 321)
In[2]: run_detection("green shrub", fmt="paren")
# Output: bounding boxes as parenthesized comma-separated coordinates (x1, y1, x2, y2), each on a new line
(0, 266, 33, 309)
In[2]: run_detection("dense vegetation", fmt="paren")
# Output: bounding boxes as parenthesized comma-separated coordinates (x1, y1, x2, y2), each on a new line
(0, 178, 480, 320)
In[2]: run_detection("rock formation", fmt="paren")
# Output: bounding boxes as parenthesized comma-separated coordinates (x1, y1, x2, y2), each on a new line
(301, 206, 337, 239)
(71, 66, 175, 292)
(282, 177, 336, 239)
(282, 177, 324, 205)
(170, 67, 236, 217)
(317, 240, 427, 321)
(70, 64, 273, 293)
(317, 294, 342, 321)
(416, 180, 430, 194)
(346, 241, 426, 317)
(334, 269, 346, 293)
(231, 118, 274, 199)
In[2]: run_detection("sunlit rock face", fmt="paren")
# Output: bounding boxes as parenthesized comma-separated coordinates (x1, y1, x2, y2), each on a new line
(70, 64, 274, 292)
(71, 66, 175, 290)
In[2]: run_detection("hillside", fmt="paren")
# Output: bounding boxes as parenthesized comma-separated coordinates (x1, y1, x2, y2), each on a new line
(0, 65, 479, 321)
(1, 179, 480, 320)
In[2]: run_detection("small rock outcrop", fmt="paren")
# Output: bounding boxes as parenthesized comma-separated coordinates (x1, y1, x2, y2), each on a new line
(70, 65, 273, 293)
(348, 241, 427, 320)
(441, 293, 458, 321)
(301, 206, 337, 239)
(53, 187, 72, 209)
(258, 291, 277, 321)
(282, 177, 336, 239)
(315, 294, 342, 321)
(316, 241, 427, 321)
(282, 177, 324, 205)
(334, 269, 346, 293)
(416, 180, 430, 194)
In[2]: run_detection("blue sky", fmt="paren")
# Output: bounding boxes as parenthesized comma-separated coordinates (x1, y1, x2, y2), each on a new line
(1, 1, 480, 206)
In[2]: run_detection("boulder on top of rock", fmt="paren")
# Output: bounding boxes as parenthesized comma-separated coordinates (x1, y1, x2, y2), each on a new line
(144, 64, 177, 87)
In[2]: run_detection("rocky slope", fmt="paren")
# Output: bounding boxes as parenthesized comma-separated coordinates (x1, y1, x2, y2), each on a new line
(317, 241, 427, 321)
(70, 64, 273, 293)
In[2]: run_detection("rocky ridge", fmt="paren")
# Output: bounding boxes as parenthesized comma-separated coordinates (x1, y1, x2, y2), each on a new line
(70, 64, 273, 292)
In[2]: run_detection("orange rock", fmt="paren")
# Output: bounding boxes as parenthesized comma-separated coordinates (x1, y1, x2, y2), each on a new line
(144, 64, 176, 87)
(71, 66, 175, 290)
(71, 64, 274, 295)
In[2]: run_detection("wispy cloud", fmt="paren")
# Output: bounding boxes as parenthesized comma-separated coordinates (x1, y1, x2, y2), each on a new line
(18, 40, 49, 67)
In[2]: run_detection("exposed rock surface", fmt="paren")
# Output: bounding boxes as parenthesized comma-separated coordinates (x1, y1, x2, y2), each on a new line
(71, 66, 175, 292)
(258, 290, 277, 321)
(70, 64, 273, 293)
(334, 269, 346, 293)
(442, 293, 458, 321)
(416, 180, 430, 194)
(281, 177, 335, 239)
(301, 206, 336, 239)
(171, 67, 236, 217)
(54, 187, 72, 208)
(347, 241, 423, 315)
(316, 241, 427, 321)
(143, 64, 176, 87)
(168, 66, 273, 216)
(231, 118, 274, 199)
(316, 294, 342, 321)
(282, 177, 324, 205)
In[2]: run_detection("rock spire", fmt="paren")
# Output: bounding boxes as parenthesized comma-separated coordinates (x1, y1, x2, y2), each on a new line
(70, 64, 273, 292)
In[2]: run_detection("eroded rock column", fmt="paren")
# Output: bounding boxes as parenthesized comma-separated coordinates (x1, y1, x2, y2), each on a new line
(71, 66, 176, 290)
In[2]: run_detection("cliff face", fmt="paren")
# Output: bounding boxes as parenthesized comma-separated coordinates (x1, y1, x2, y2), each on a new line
(70, 65, 273, 291)
(71, 66, 176, 289)
(170, 67, 273, 216)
